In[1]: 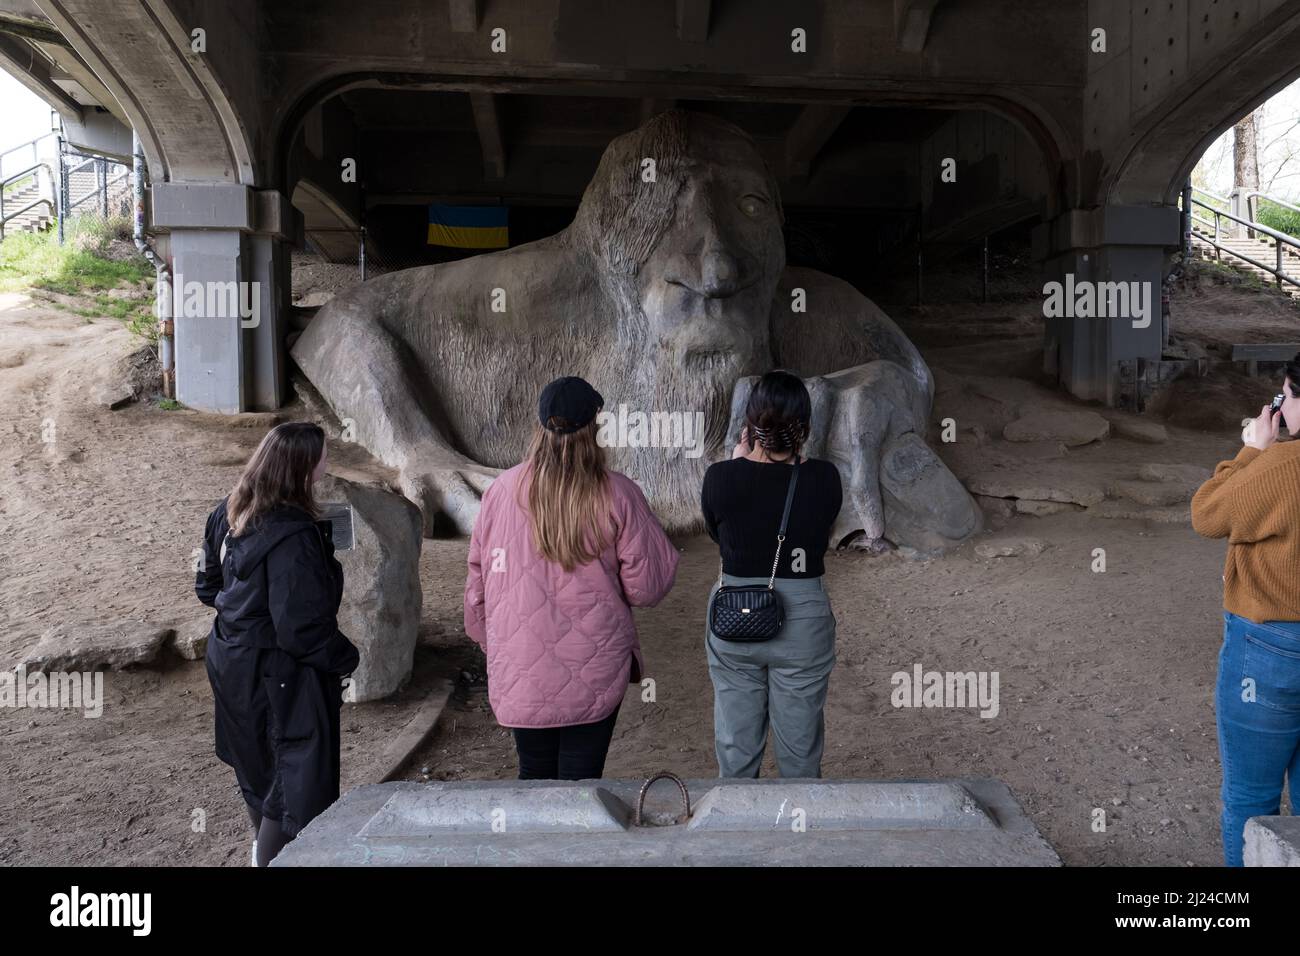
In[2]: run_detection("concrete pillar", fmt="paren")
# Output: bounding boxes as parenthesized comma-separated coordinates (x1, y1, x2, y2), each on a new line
(1034, 205, 1179, 406)
(248, 190, 299, 411)
(152, 183, 296, 413)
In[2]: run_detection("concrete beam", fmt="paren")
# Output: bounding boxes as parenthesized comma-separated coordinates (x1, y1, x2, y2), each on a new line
(468, 91, 506, 181)
(62, 108, 133, 162)
(448, 0, 480, 33)
(784, 105, 851, 181)
(0, 9, 66, 45)
(152, 182, 254, 231)
(676, 0, 710, 42)
(36, 0, 257, 184)
(34, 39, 130, 125)
(0, 34, 80, 120)
(895, 0, 943, 54)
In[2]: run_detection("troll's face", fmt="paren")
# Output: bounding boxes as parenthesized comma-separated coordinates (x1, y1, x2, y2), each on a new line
(635, 121, 786, 370)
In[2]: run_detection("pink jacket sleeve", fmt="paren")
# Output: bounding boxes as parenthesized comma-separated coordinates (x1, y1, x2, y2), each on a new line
(612, 475, 680, 607)
(463, 496, 488, 647)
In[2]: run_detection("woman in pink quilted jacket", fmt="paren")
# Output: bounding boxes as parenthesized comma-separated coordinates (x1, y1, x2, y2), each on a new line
(464, 376, 679, 779)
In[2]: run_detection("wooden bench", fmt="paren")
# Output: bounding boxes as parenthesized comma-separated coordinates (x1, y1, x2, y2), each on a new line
(1231, 344, 1300, 377)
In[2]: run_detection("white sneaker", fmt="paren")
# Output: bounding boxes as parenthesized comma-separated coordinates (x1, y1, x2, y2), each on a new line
(251, 839, 259, 867)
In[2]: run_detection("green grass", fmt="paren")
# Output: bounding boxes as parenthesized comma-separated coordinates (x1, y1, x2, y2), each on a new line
(158, 398, 183, 411)
(0, 215, 156, 340)
(1256, 200, 1300, 240)
(0, 216, 147, 291)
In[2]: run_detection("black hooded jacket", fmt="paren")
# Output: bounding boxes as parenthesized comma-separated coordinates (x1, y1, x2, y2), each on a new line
(197, 499, 359, 676)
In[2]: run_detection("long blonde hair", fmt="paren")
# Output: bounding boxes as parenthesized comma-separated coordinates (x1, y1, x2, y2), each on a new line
(227, 422, 324, 536)
(523, 421, 611, 571)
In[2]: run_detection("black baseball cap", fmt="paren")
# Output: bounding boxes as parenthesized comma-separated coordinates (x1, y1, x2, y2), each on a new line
(538, 376, 604, 433)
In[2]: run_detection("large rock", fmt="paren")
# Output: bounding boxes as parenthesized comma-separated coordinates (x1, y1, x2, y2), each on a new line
(975, 537, 1048, 558)
(1003, 410, 1109, 447)
(1108, 479, 1194, 507)
(1085, 501, 1191, 524)
(973, 494, 1015, 520)
(317, 475, 423, 702)
(1015, 499, 1081, 516)
(964, 467, 1108, 507)
(1109, 418, 1168, 444)
(172, 616, 211, 660)
(1137, 462, 1212, 484)
(24, 621, 173, 671)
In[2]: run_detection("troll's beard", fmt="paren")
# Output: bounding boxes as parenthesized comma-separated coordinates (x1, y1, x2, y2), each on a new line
(604, 314, 769, 534)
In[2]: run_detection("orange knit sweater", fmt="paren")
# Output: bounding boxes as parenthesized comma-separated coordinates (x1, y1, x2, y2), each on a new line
(1191, 440, 1300, 623)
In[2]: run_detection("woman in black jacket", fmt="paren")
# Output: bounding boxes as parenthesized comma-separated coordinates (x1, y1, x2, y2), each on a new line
(196, 422, 359, 866)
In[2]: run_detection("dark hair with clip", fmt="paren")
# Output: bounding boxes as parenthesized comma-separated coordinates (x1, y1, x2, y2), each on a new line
(744, 370, 811, 459)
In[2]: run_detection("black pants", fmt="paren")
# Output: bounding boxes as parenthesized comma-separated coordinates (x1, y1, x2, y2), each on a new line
(511, 705, 621, 780)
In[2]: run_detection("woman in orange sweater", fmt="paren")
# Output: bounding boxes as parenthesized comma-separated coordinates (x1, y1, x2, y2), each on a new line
(1192, 360, 1300, 866)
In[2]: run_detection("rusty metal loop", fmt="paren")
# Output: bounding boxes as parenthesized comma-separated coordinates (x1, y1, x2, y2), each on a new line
(634, 770, 691, 826)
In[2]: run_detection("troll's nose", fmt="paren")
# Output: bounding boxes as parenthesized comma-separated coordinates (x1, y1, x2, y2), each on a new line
(699, 249, 742, 298)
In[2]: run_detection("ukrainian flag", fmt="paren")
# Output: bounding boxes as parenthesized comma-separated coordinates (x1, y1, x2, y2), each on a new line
(426, 204, 509, 249)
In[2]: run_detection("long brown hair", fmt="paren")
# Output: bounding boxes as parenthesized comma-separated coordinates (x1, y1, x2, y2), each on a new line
(227, 422, 325, 536)
(523, 420, 611, 571)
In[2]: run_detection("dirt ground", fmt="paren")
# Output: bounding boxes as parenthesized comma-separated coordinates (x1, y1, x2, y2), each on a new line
(2, 257, 1299, 866)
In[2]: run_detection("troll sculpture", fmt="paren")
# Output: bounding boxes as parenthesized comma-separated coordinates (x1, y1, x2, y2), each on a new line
(292, 110, 980, 552)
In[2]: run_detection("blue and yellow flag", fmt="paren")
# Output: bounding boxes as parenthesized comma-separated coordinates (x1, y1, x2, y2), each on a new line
(426, 204, 509, 249)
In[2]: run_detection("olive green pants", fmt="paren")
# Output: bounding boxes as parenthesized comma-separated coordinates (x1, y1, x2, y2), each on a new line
(705, 574, 837, 778)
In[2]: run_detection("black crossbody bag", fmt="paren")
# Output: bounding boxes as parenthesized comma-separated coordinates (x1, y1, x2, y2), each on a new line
(708, 459, 800, 642)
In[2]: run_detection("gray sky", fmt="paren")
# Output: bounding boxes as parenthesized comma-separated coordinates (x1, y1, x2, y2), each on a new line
(1193, 76, 1300, 202)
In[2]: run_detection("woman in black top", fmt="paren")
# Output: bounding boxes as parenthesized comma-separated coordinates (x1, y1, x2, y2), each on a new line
(701, 370, 842, 778)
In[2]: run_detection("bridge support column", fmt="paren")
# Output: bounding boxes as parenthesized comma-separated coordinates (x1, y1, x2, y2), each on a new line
(153, 184, 296, 413)
(1033, 205, 1179, 407)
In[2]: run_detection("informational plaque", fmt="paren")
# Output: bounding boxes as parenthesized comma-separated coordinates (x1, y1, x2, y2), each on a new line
(208, 501, 355, 551)
(319, 502, 355, 552)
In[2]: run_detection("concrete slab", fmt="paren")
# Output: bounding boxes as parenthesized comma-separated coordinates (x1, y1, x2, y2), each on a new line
(273, 777, 1061, 867)
(1244, 816, 1300, 866)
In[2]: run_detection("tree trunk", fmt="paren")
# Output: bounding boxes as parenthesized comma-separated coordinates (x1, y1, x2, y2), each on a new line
(1233, 107, 1264, 237)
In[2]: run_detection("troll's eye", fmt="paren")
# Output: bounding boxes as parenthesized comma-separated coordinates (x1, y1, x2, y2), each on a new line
(739, 195, 766, 218)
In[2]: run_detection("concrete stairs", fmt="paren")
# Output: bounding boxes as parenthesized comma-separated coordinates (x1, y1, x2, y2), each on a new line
(1, 179, 54, 236)
(0, 162, 132, 240)
(1190, 228, 1300, 298)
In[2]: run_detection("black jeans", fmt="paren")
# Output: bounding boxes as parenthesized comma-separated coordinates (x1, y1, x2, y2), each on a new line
(512, 705, 621, 780)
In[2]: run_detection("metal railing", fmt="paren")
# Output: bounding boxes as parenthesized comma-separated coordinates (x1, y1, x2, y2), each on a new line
(1187, 188, 1300, 292)
(1244, 190, 1300, 221)
(0, 132, 58, 181)
(0, 163, 56, 239)
(0, 129, 135, 242)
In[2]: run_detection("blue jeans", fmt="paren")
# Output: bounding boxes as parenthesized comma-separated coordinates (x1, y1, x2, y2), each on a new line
(1215, 611, 1300, 865)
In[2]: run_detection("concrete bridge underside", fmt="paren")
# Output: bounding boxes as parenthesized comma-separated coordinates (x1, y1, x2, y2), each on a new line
(1, 0, 1298, 411)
